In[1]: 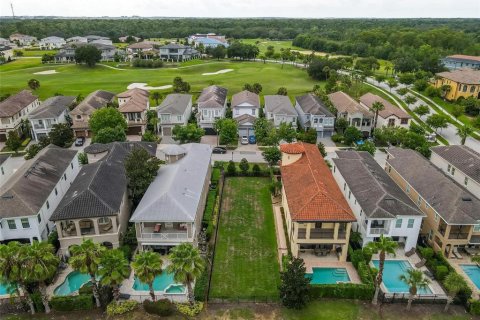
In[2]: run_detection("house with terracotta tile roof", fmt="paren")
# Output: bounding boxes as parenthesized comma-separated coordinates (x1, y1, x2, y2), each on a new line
(117, 88, 150, 135)
(433, 69, 480, 101)
(280, 142, 356, 261)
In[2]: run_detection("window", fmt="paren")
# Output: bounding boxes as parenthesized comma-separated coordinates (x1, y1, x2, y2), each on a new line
(37, 214, 42, 223)
(319, 118, 324, 124)
(98, 217, 110, 224)
(1, 167, 3, 175)
(71, 163, 73, 169)
(447, 164, 451, 173)
(21, 218, 30, 228)
(46, 201, 50, 209)
(315, 222, 322, 229)
(348, 191, 351, 199)
(64, 173, 67, 180)
(251, 109, 255, 115)
(354, 199, 357, 205)
(407, 219, 414, 228)
(177, 116, 182, 121)
(471, 86, 476, 93)
(462, 85, 467, 92)
(396, 219, 403, 228)
(406, 184, 410, 194)
(343, 182, 346, 191)
(360, 210, 363, 216)
(76, 115, 82, 120)
(451, 167, 455, 176)
(474, 223, 480, 232)
(428, 230, 433, 240)
(434, 213, 439, 222)
(388, 166, 391, 173)
(313, 118, 318, 124)
(7, 220, 16, 230)
(55, 188, 58, 196)
(400, 118, 408, 125)
(417, 196, 422, 206)
(465, 177, 468, 186)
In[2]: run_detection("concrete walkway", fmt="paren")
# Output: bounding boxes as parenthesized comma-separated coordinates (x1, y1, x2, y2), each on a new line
(272, 204, 288, 270)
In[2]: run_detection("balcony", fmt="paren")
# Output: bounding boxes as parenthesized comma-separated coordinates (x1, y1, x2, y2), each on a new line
(141, 232, 190, 240)
(139, 222, 193, 242)
(310, 229, 335, 239)
(370, 228, 389, 235)
(448, 233, 469, 240)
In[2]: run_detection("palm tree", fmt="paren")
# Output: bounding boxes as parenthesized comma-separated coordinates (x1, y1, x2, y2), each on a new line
(167, 243, 205, 305)
(152, 92, 161, 106)
(23, 242, 60, 313)
(70, 239, 106, 307)
(443, 273, 467, 312)
(322, 66, 330, 81)
(99, 249, 130, 301)
(371, 101, 385, 135)
(385, 65, 391, 76)
(399, 269, 430, 310)
(366, 235, 398, 305)
(132, 251, 163, 301)
(457, 125, 473, 145)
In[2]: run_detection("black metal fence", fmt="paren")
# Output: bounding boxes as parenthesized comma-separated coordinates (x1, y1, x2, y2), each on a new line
(208, 296, 279, 304)
(380, 292, 448, 304)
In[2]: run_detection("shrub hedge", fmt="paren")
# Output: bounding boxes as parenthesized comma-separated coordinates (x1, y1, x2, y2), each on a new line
(175, 302, 204, 317)
(143, 299, 175, 316)
(193, 264, 209, 301)
(106, 300, 138, 316)
(469, 299, 480, 316)
(50, 294, 93, 311)
(310, 283, 375, 300)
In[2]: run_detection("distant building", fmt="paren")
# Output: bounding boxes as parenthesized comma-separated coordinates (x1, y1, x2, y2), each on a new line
(126, 41, 157, 58)
(0, 45, 13, 62)
(442, 55, 480, 71)
(0, 38, 11, 46)
(295, 93, 335, 139)
(0, 155, 14, 188)
(85, 35, 112, 45)
(359, 93, 411, 128)
(0, 90, 40, 142)
(188, 33, 227, 46)
(159, 43, 199, 61)
(66, 36, 88, 43)
(29, 96, 76, 141)
(119, 36, 141, 43)
(55, 42, 118, 63)
(9, 33, 37, 46)
(434, 69, 480, 101)
(39, 36, 66, 50)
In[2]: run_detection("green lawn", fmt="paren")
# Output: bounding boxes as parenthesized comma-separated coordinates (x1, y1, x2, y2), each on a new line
(21, 49, 58, 57)
(209, 177, 280, 300)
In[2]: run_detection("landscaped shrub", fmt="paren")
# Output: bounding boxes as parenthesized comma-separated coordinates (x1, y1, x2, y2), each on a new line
(252, 164, 261, 175)
(47, 230, 60, 252)
(418, 246, 434, 260)
(226, 161, 237, 176)
(435, 265, 449, 281)
(31, 292, 45, 313)
(143, 299, 175, 316)
(50, 294, 93, 311)
(203, 190, 217, 223)
(21, 137, 31, 147)
(350, 249, 364, 269)
(175, 302, 204, 317)
(310, 283, 375, 300)
(122, 224, 138, 246)
(357, 261, 374, 284)
(119, 244, 133, 261)
(79, 284, 93, 295)
(211, 168, 221, 183)
(331, 134, 343, 143)
(194, 265, 209, 301)
(106, 300, 138, 316)
(132, 58, 163, 68)
(469, 299, 480, 316)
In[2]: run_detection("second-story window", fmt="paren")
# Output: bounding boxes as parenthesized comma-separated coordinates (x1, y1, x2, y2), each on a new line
(46, 201, 50, 209)
(465, 177, 468, 186)
(407, 219, 414, 228)
(7, 219, 16, 230)
(396, 219, 403, 228)
(21, 218, 30, 228)
(451, 167, 455, 176)
(406, 184, 410, 194)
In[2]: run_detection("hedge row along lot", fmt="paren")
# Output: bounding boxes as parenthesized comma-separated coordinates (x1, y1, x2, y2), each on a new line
(209, 177, 280, 300)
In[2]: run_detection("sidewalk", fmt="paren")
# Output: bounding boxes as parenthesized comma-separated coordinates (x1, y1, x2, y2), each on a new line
(272, 202, 288, 270)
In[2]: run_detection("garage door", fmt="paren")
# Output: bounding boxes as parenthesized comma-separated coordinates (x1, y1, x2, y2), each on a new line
(238, 128, 248, 137)
(162, 127, 172, 136)
(128, 127, 142, 135)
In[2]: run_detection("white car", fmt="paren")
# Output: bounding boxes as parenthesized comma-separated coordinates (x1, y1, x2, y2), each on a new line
(241, 136, 248, 145)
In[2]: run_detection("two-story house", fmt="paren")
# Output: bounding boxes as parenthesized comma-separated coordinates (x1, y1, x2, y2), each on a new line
(29, 96, 76, 141)
(66, 36, 88, 43)
(130, 143, 212, 253)
(359, 93, 411, 128)
(442, 55, 480, 71)
(385, 147, 480, 258)
(50, 141, 157, 256)
(0, 90, 39, 142)
(85, 35, 112, 45)
(9, 33, 37, 46)
(0, 146, 79, 244)
(332, 150, 424, 251)
(0, 155, 14, 188)
(159, 43, 199, 61)
(328, 91, 373, 138)
(0, 45, 14, 62)
(54, 42, 117, 63)
(231, 90, 260, 138)
(157, 94, 193, 136)
(126, 42, 158, 59)
(196, 86, 228, 133)
(434, 69, 480, 101)
(295, 93, 335, 139)
(70, 90, 116, 138)
(117, 88, 149, 135)
(280, 142, 356, 261)
(188, 33, 228, 47)
(39, 36, 66, 50)
(264, 95, 297, 129)
(430, 145, 480, 199)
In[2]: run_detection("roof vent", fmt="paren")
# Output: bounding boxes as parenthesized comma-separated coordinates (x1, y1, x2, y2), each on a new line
(1, 195, 14, 199)
(462, 197, 472, 202)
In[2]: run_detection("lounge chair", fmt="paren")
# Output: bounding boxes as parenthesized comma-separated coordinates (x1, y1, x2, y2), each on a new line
(465, 247, 476, 256)
(405, 248, 416, 257)
(423, 269, 434, 278)
(415, 258, 426, 268)
(453, 247, 463, 259)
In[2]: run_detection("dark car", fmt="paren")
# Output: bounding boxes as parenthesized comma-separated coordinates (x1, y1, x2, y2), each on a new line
(74, 137, 85, 146)
(212, 146, 227, 154)
(248, 135, 256, 144)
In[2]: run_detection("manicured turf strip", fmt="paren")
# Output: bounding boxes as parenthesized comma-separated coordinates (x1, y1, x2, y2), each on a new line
(209, 177, 280, 300)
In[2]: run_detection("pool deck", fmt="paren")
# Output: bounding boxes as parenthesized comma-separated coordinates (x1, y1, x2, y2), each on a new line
(47, 265, 74, 297)
(448, 256, 480, 299)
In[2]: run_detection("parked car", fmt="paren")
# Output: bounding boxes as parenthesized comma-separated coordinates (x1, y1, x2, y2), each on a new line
(425, 133, 437, 143)
(241, 136, 248, 145)
(74, 137, 85, 146)
(248, 135, 256, 144)
(212, 146, 227, 154)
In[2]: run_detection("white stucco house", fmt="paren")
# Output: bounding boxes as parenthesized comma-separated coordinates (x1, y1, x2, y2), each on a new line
(359, 93, 411, 129)
(29, 96, 76, 141)
(231, 90, 260, 137)
(0, 90, 40, 142)
(157, 94, 193, 136)
(264, 95, 297, 128)
(196, 86, 228, 132)
(39, 36, 66, 50)
(295, 93, 335, 138)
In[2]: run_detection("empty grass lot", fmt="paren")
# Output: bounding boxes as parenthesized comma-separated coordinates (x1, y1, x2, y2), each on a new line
(209, 177, 280, 300)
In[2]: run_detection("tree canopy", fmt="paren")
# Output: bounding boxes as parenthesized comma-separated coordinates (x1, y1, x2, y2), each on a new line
(75, 45, 102, 67)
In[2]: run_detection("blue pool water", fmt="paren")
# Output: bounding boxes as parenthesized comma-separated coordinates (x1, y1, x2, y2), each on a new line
(306, 267, 350, 284)
(54, 271, 93, 296)
(372, 260, 432, 294)
(461, 264, 480, 290)
(133, 272, 185, 293)
(0, 283, 15, 295)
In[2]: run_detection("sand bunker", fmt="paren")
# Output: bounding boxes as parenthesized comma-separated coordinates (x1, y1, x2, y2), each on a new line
(202, 69, 233, 76)
(33, 70, 58, 75)
(127, 83, 173, 90)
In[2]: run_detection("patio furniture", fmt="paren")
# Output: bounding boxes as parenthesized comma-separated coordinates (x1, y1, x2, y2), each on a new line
(465, 247, 479, 256)
(415, 258, 426, 268)
(154, 224, 161, 233)
(423, 270, 434, 279)
(101, 224, 112, 232)
(79, 221, 92, 229)
(453, 247, 463, 259)
(405, 248, 416, 257)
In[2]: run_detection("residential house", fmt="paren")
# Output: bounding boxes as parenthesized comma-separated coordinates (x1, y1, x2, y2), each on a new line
(0, 155, 14, 187)
(9, 33, 37, 46)
(126, 41, 158, 58)
(159, 43, 199, 61)
(130, 143, 212, 253)
(0, 38, 11, 46)
(0, 90, 39, 142)
(359, 93, 411, 128)
(0, 146, 79, 244)
(280, 142, 356, 261)
(119, 36, 141, 43)
(332, 150, 424, 251)
(264, 95, 297, 128)
(295, 93, 335, 138)
(117, 88, 150, 135)
(442, 55, 480, 71)
(50, 142, 157, 255)
(0, 45, 13, 62)
(231, 90, 260, 137)
(434, 69, 480, 101)
(188, 33, 228, 48)
(54, 42, 117, 63)
(66, 36, 88, 43)
(85, 35, 112, 45)
(196, 86, 228, 132)
(29, 96, 76, 141)
(385, 148, 480, 258)
(39, 36, 66, 50)
(328, 91, 373, 137)
(70, 90, 116, 137)
(157, 94, 193, 136)
(431, 145, 480, 198)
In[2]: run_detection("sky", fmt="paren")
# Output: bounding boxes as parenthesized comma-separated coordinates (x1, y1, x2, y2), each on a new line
(1, 0, 479, 18)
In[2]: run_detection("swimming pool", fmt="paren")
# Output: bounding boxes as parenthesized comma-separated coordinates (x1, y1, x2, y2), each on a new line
(132, 271, 185, 294)
(306, 267, 350, 284)
(372, 260, 432, 294)
(54, 271, 94, 296)
(0, 283, 15, 295)
(461, 264, 480, 290)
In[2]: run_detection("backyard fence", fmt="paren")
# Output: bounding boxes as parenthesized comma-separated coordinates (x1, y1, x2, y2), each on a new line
(380, 292, 448, 304)
(208, 296, 279, 304)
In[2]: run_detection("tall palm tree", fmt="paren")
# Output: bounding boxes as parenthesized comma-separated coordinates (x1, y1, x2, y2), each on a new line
(399, 269, 430, 310)
(457, 125, 473, 145)
(23, 242, 60, 313)
(132, 251, 163, 301)
(366, 235, 398, 305)
(70, 239, 106, 307)
(443, 273, 467, 312)
(385, 65, 390, 76)
(98, 249, 130, 301)
(167, 243, 205, 305)
(371, 101, 385, 136)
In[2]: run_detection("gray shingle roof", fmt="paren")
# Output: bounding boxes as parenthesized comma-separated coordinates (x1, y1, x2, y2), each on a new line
(264, 95, 296, 116)
(359, 93, 411, 119)
(295, 93, 334, 117)
(197, 86, 227, 109)
(157, 94, 192, 115)
(130, 143, 211, 223)
(0, 90, 37, 118)
(386, 147, 480, 224)
(333, 151, 423, 219)
(28, 96, 76, 120)
(0, 154, 10, 166)
(0, 145, 78, 218)
(231, 90, 260, 108)
(431, 145, 480, 185)
(70, 90, 115, 115)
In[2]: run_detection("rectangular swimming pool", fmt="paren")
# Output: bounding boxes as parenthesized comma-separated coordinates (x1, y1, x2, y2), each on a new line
(460, 264, 480, 290)
(306, 267, 350, 284)
(372, 260, 432, 294)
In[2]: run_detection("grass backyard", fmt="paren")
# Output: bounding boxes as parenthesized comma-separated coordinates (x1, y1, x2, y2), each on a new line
(209, 177, 280, 300)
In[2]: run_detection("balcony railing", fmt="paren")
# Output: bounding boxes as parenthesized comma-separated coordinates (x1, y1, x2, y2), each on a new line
(448, 233, 469, 240)
(438, 228, 446, 236)
(310, 229, 334, 239)
(141, 232, 190, 240)
(370, 228, 389, 235)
